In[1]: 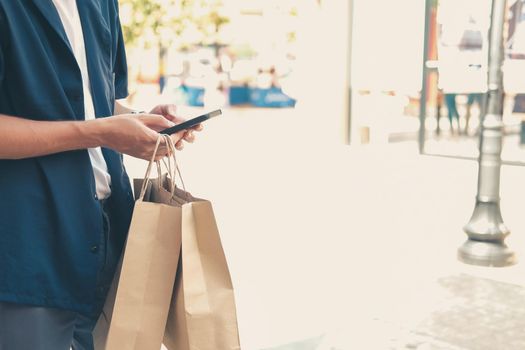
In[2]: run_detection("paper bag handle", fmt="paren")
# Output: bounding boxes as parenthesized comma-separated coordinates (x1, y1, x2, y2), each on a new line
(160, 135, 176, 194)
(162, 134, 187, 194)
(138, 135, 166, 201)
(138, 134, 188, 202)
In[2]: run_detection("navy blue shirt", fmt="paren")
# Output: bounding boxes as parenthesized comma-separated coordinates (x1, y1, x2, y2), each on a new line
(0, 0, 134, 316)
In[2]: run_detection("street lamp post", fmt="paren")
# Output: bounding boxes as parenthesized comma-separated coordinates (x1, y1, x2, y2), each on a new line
(347, 0, 354, 145)
(418, 0, 433, 154)
(458, 0, 516, 267)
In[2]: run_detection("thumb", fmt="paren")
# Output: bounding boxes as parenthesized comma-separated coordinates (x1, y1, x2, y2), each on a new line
(139, 114, 175, 131)
(165, 105, 178, 121)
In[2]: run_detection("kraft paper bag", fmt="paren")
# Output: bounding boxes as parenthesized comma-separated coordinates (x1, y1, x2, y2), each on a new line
(163, 197, 241, 350)
(94, 136, 183, 350)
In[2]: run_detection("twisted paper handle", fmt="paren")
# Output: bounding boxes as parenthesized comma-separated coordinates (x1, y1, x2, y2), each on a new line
(138, 134, 188, 202)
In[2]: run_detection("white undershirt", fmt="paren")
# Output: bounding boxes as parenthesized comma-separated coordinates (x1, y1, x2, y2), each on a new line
(52, 0, 112, 199)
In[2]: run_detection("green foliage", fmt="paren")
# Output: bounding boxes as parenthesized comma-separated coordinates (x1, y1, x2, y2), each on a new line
(120, 0, 166, 47)
(119, 0, 230, 49)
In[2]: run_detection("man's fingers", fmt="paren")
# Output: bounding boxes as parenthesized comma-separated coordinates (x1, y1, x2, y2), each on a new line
(139, 114, 175, 131)
(151, 144, 168, 160)
(165, 105, 178, 120)
(192, 123, 204, 132)
(166, 134, 184, 150)
(183, 130, 195, 143)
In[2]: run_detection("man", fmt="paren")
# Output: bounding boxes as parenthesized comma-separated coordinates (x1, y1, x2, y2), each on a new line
(0, 1, 200, 349)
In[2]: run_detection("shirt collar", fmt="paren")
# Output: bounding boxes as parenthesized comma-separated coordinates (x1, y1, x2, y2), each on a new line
(31, 0, 110, 54)
(31, 0, 73, 53)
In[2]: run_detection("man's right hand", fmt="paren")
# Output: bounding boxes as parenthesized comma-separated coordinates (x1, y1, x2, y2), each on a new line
(97, 114, 181, 160)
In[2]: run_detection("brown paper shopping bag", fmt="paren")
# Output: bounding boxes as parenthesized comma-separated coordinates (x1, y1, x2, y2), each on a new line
(94, 136, 183, 350)
(163, 192, 241, 350)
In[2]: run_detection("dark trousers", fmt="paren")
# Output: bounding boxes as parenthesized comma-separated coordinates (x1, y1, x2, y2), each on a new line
(0, 302, 97, 350)
(0, 200, 116, 350)
(444, 93, 460, 125)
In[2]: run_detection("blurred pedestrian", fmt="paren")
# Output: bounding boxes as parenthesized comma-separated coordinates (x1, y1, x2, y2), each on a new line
(465, 93, 484, 135)
(444, 93, 460, 133)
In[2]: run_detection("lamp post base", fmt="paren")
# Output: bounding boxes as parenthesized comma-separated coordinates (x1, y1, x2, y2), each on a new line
(458, 239, 516, 267)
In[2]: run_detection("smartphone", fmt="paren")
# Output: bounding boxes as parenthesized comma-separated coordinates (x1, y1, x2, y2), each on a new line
(159, 109, 222, 135)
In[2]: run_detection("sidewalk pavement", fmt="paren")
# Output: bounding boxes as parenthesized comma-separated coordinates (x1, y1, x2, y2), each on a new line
(125, 108, 525, 350)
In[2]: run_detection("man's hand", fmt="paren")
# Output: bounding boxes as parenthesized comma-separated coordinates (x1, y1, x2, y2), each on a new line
(0, 112, 176, 160)
(0, 105, 204, 160)
(149, 104, 203, 151)
(99, 113, 179, 161)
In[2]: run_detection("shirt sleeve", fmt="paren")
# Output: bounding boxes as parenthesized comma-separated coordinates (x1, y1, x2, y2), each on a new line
(0, 43, 4, 87)
(113, 16, 129, 100)
(0, 9, 5, 86)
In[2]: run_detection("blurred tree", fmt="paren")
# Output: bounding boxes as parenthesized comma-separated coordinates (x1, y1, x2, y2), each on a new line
(196, 1, 230, 56)
(119, 0, 229, 89)
(120, 0, 178, 89)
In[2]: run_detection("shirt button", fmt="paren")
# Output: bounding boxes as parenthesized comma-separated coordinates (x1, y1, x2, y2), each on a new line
(94, 193, 98, 200)
(90, 245, 99, 253)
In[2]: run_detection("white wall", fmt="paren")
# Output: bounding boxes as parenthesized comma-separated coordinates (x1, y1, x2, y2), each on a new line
(293, 0, 351, 144)
(351, 0, 425, 93)
(293, 0, 425, 145)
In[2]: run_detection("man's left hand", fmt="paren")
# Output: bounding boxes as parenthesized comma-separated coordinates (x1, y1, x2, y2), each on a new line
(149, 104, 204, 150)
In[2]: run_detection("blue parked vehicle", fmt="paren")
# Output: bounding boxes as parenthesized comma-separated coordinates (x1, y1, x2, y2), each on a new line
(250, 87, 296, 108)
